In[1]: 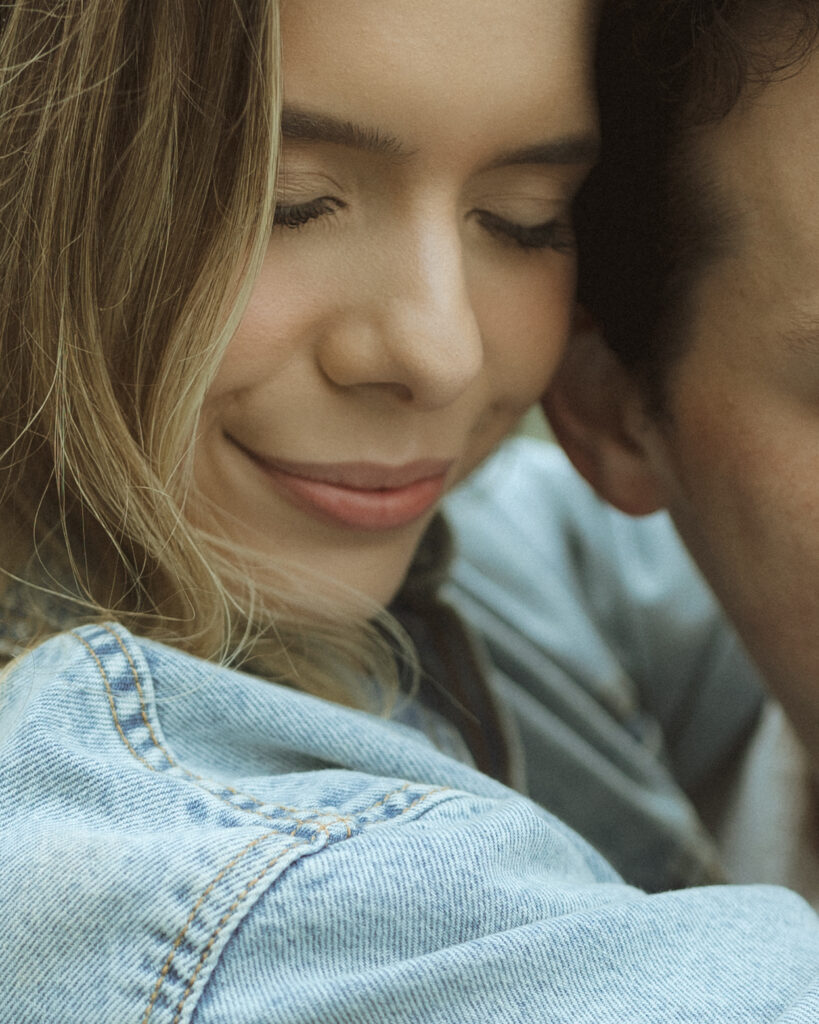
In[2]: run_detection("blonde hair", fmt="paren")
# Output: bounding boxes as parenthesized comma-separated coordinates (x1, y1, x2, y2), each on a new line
(0, 0, 416, 705)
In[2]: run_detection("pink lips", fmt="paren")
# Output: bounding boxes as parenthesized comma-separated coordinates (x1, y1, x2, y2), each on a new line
(236, 442, 453, 530)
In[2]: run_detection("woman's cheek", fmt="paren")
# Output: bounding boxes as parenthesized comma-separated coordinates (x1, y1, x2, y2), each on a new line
(482, 263, 576, 403)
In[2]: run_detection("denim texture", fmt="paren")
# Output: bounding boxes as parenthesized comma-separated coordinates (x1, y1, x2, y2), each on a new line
(3, 621, 819, 1022)
(444, 440, 765, 890)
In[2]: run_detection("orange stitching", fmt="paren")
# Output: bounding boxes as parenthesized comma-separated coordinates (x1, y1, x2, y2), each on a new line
(170, 841, 304, 1024)
(71, 633, 156, 774)
(74, 628, 431, 843)
(74, 628, 452, 1019)
(101, 624, 174, 769)
(141, 828, 305, 1024)
(367, 780, 412, 809)
(172, 785, 447, 1022)
(73, 629, 445, 838)
(91, 625, 356, 832)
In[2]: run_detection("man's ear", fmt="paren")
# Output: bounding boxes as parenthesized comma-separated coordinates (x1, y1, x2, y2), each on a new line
(542, 314, 667, 516)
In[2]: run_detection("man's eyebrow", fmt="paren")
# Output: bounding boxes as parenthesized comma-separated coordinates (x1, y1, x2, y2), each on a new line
(280, 107, 409, 158)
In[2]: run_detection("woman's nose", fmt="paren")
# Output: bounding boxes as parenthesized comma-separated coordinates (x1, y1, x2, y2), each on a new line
(316, 226, 484, 409)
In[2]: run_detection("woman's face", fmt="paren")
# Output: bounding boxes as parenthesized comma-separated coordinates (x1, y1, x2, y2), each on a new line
(196, 0, 597, 605)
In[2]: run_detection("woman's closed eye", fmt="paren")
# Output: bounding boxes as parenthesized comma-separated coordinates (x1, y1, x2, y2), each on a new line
(475, 209, 575, 253)
(272, 195, 574, 254)
(273, 196, 347, 230)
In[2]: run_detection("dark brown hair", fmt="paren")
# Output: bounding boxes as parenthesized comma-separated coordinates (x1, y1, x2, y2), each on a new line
(575, 0, 819, 411)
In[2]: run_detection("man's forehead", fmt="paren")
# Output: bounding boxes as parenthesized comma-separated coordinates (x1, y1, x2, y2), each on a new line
(696, 48, 819, 295)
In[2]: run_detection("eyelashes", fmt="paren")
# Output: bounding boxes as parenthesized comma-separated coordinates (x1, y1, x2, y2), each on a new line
(273, 196, 347, 229)
(473, 209, 574, 253)
(273, 196, 574, 253)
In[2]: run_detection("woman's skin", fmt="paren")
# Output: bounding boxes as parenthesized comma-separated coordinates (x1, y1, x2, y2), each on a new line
(195, 0, 598, 606)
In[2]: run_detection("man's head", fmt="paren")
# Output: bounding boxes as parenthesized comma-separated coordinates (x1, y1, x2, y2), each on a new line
(545, 1, 819, 756)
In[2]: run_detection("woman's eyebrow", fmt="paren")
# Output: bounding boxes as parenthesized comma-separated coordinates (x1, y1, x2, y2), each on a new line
(484, 134, 600, 170)
(281, 106, 410, 158)
(281, 105, 599, 169)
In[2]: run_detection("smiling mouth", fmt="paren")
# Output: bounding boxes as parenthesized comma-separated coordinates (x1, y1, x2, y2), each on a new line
(231, 439, 453, 531)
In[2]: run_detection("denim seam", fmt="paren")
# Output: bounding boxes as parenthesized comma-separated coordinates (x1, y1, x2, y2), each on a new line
(101, 623, 175, 769)
(169, 785, 446, 1024)
(73, 626, 359, 835)
(71, 624, 453, 1020)
(140, 828, 310, 1024)
(100, 623, 357, 831)
(72, 629, 441, 837)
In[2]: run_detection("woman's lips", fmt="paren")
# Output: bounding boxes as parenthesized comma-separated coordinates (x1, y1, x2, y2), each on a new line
(236, 444, 453, 530)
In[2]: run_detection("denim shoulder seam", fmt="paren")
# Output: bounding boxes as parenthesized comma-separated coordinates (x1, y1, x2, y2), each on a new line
(65, 624, 455, 1022)
(69, 624, 358, 835)
(141, 828, 312, 1024)
(142, 784, 452, 1023)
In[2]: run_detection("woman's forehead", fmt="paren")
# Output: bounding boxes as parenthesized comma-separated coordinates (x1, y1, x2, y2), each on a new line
(279, 0, 598, 161)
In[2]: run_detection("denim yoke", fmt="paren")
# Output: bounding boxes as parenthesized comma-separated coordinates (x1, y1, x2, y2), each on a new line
(4, 623, 819, 1023)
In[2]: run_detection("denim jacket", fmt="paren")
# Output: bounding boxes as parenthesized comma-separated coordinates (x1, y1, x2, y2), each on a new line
(3, 442, 819, 1022)
(3, 621, 819, 1023)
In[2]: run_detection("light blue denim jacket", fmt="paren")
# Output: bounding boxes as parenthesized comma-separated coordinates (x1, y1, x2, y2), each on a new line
(3, 441, 819, 1023)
